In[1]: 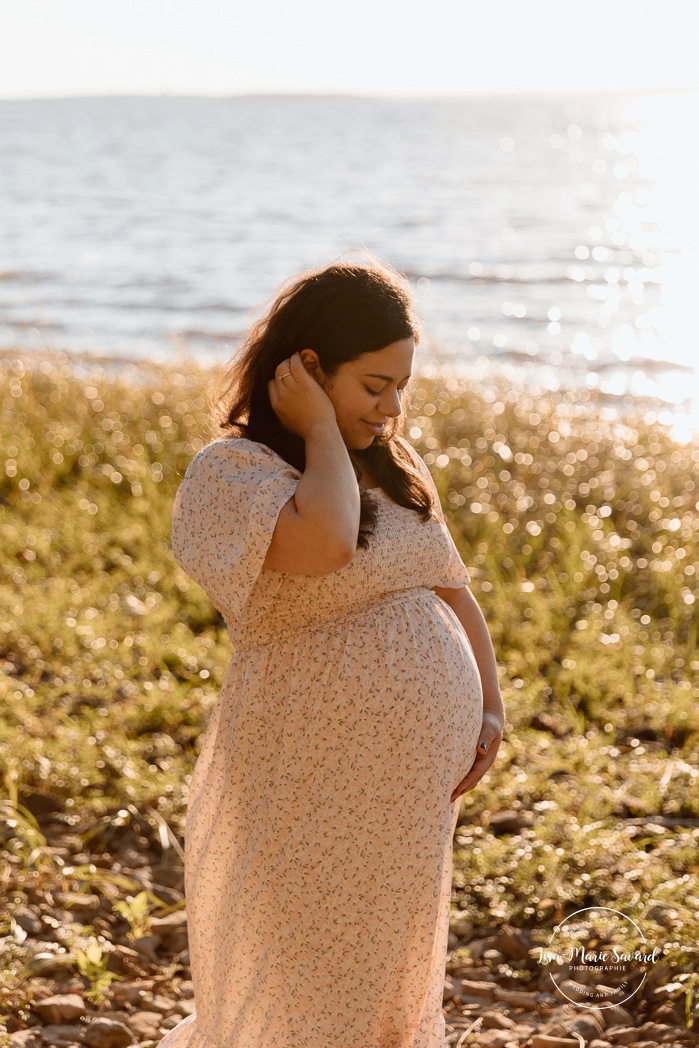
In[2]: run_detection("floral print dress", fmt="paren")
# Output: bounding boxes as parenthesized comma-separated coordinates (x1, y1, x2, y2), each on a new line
(159, 434, 483, 1048)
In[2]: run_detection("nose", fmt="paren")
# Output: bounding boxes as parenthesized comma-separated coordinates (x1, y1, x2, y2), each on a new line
(381, 388, 403, 418)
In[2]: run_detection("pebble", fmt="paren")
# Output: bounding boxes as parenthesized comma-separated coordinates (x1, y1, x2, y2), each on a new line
(31, 994, 86, 1025)
(488, 809, 534, 833)
(478, 1031, 518, 1047)
(556, 977, 590, 1002)
(131, 935, 161, 963)
(52, 892, 101, 917)
(481, 1012, 517, 1030)
(492, 987, 541, 1009)
(173, 999, 195, 1017)
(12, 907, 43, 936)
(106, 943, 143, 974)
(494, 923, 532, 962)
(9, 1032, 44, 1048)
(599, 1004, 635, 1027)
(139, 994, 179, 1015)
(531, 1036, 582, 1048)
(566, 1013, 606, 1041)
(81, 1017, 137, 1047)
(35, 1024, 86, 1047)
(149, 911, 187, 937)
(24, 953, 75, 976)
(459, 978, 496, 998)
(109, 983, 148, 1006)
(610, 1026, 653, 1044)
(124, 1010, 163, 1039)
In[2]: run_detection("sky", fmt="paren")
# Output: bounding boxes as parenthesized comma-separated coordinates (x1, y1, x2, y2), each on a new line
(1, 0, 698, 99)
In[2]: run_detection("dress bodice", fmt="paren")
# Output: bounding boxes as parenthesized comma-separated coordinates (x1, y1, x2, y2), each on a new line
(171, 436, 471, 651)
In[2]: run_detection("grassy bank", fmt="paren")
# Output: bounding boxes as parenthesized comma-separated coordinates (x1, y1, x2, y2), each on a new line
(1, 351, 698, 1034)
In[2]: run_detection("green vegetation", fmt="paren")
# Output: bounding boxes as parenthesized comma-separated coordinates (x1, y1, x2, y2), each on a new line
(1, 351, 698, 1022)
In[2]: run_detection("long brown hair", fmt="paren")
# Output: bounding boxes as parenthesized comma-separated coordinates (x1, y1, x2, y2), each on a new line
(210, 255, 437, 549)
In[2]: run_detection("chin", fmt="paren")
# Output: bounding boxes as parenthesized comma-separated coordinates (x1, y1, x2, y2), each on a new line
(344, 428, 374, 449)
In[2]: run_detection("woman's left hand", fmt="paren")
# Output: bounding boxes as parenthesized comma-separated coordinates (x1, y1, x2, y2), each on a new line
(450, 709, 505, 803)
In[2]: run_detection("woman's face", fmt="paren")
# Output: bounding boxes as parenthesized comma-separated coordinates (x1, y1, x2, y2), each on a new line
(302, 337, 415, 450)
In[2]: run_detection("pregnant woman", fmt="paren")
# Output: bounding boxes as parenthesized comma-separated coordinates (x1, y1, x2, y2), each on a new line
(161, 258, 505, 1048)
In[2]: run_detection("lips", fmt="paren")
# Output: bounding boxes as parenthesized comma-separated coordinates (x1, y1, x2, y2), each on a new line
(362, 420, 385, 434)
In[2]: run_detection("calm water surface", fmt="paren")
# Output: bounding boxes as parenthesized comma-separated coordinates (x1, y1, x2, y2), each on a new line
(1, 91, 697, 435)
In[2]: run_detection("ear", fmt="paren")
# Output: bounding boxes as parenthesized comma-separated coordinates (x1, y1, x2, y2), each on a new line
(298, 348, 325, 381)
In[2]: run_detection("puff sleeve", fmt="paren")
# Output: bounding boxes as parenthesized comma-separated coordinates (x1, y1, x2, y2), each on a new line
(171, 438, 302, 622)
(398, 436, 472, 589)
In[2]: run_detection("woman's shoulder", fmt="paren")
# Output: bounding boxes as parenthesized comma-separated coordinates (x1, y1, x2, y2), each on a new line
(194, 435, 279, 461)
(183, 436, 287, 480)
(205, 434, 273, 450)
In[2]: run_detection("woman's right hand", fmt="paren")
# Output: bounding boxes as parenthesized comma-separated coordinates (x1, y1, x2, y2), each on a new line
(268, 352, 338, 440)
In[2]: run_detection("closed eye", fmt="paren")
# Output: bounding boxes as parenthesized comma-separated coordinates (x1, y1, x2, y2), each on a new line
(364, 384, 409, 396)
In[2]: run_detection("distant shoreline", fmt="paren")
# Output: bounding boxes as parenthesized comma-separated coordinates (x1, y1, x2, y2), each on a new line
(4, 343, 695, 447)
(1, 86, 698, 103)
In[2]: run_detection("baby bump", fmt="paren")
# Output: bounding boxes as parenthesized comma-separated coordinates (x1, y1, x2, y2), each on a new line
(351, 589, 484, 800)
(413, 592, 484, 791)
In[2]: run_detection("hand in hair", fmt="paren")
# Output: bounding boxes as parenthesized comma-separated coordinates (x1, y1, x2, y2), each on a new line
(268, 352, 338, 440)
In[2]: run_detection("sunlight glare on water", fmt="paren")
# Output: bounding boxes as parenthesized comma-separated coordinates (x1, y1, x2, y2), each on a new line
(610, 91, 699, 441)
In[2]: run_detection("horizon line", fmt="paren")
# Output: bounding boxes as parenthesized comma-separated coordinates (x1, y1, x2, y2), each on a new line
(1, 84, 698, 103)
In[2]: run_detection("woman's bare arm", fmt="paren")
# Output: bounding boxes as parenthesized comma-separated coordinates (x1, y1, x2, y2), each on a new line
(263, 418, 360, 574)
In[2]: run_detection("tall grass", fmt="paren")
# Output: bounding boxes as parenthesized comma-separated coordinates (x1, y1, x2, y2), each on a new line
(1, 350, 698, 998)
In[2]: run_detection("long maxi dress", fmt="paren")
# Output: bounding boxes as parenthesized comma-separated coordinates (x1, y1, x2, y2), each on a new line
(159, 434, 483, 1048)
